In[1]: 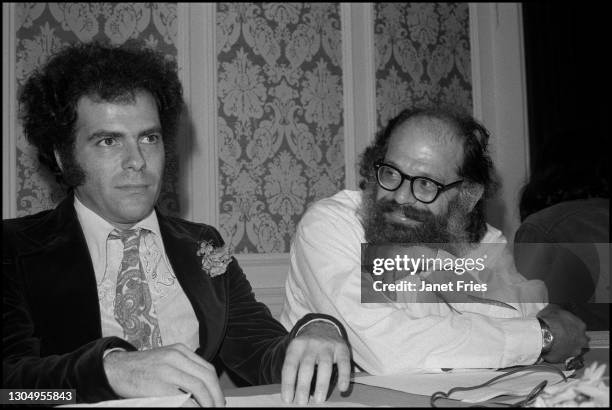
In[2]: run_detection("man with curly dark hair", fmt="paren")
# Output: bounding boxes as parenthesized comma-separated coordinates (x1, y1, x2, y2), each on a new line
(515, 128, 610, 330)
(3, 42, 351, 406)
(281, 106, 588, 375)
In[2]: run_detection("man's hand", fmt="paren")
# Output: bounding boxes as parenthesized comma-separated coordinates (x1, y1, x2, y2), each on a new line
(537, 304, 588, 363)
(103, 343, 225, 407)
(281, 321, 351, 405)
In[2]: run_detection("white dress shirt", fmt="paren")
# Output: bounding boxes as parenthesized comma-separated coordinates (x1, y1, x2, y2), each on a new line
(74, 196, 199, 351)
(280, 189, 547, 374)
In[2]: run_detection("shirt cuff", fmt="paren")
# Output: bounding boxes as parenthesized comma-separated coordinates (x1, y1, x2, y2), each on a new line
(295, 318, 344, 338)
(102, 347, 127, 359)
(289, 313, 349, 342)
(500, 317, 542, 366)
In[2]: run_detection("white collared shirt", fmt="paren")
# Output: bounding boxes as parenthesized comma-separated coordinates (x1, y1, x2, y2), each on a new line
(281, 189, 547, 374)
(74, 196, 199, 350)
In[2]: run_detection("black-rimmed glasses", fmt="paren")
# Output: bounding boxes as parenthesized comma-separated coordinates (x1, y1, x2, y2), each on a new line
(374, 161, 463, 204)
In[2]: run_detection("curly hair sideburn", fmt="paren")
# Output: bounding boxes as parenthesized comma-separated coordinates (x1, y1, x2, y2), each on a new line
(18, 41, 184, 188)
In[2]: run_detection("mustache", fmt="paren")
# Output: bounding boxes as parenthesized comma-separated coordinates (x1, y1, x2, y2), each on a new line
(376, 198, 434, 222)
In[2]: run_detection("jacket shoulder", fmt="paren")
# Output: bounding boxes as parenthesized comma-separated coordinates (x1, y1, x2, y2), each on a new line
(3, 210, 55, 261)
(518, 198, 610, 242)
(3, 209, 54, 231)
(3, 210, 54, 241)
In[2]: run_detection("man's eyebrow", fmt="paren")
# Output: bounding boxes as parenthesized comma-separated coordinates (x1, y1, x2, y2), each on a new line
(87, 127, 162, 141)
(88, 130, 123, 141)
(138, 126, 163, 137)
(385, 160, 444, 182)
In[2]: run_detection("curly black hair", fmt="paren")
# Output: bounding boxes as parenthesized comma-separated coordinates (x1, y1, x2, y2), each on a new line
(18, 40, 184, 187)
(358, 106, 499, 241)
(519, 128, 609, 221)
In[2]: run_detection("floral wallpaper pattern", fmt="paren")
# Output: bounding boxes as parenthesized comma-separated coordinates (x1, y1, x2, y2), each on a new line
(14, 3, 180, 217)
(216, 3, 345, 253)
(11, 3, 472, 255)
(375, 3, 472, 128)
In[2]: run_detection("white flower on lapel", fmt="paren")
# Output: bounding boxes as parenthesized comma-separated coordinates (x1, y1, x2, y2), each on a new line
(197, 240, 232, 278)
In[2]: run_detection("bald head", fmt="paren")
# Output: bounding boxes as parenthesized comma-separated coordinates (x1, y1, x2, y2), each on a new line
(392, 115, 463, 175)
(396, 114, 461, 145)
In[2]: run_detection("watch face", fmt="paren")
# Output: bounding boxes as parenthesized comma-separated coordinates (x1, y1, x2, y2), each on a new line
(538, 318, 554, 353)
(543, 328, 554, 351)
(544, 331, 552, 344)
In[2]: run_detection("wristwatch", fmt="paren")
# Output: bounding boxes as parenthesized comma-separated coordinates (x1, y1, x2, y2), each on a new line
(538, 318, 554, 355)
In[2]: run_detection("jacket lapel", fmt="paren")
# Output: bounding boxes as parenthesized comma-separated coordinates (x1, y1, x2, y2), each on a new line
(15, 199, 227, 358)
(157, 213, 227, 360)
(16, 195, 102, 354)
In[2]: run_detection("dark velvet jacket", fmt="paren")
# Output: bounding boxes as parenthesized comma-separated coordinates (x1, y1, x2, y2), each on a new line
(2, 195, 328, 403)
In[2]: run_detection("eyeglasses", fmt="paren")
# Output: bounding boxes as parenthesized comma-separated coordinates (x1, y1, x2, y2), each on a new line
(374, 161, 463, 204)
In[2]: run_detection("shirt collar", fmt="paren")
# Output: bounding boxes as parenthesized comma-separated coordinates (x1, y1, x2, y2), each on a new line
(74, 195, 162, 252)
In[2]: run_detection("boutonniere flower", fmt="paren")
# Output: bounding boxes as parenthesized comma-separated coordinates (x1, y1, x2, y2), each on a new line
(196, 240, 232, 278)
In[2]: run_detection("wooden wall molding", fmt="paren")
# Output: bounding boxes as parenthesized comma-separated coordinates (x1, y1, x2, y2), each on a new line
(3, 3, 17, 219)
(469, 3, 530, 240)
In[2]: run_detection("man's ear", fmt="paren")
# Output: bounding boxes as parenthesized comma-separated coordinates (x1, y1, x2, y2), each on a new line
(53, 149, 64, 173)
(460, 182, 484, 211)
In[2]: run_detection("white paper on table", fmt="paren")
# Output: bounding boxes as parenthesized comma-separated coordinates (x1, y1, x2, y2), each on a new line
(58, 393, 191, 407)
(225, 393, 377, 407)
(354, 368, 574, 403)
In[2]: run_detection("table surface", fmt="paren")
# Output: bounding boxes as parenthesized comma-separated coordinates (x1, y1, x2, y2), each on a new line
(225, 334, 609, 407)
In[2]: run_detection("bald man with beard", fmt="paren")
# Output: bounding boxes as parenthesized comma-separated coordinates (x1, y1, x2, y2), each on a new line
(280, 107, 588, 375)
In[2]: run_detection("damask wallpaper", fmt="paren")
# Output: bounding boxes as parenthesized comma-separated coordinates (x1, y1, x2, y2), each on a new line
(374, 3, 472, 128)
(216, 3, 345, 254)
(10, 3, 472, 256)
(14, 3, 179, 217)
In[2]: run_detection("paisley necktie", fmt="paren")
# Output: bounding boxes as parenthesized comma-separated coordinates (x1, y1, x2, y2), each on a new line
(110, 228, 163, 350)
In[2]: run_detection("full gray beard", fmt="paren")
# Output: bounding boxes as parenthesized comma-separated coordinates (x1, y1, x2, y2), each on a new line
(358, 183, 474, 256)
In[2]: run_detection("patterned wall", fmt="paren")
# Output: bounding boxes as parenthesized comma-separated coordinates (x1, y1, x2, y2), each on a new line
(14, 3, 180, 217)
(10, 3, 472, 254)
(374, 3, 472, 129)
(216, 3, 345, 254)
